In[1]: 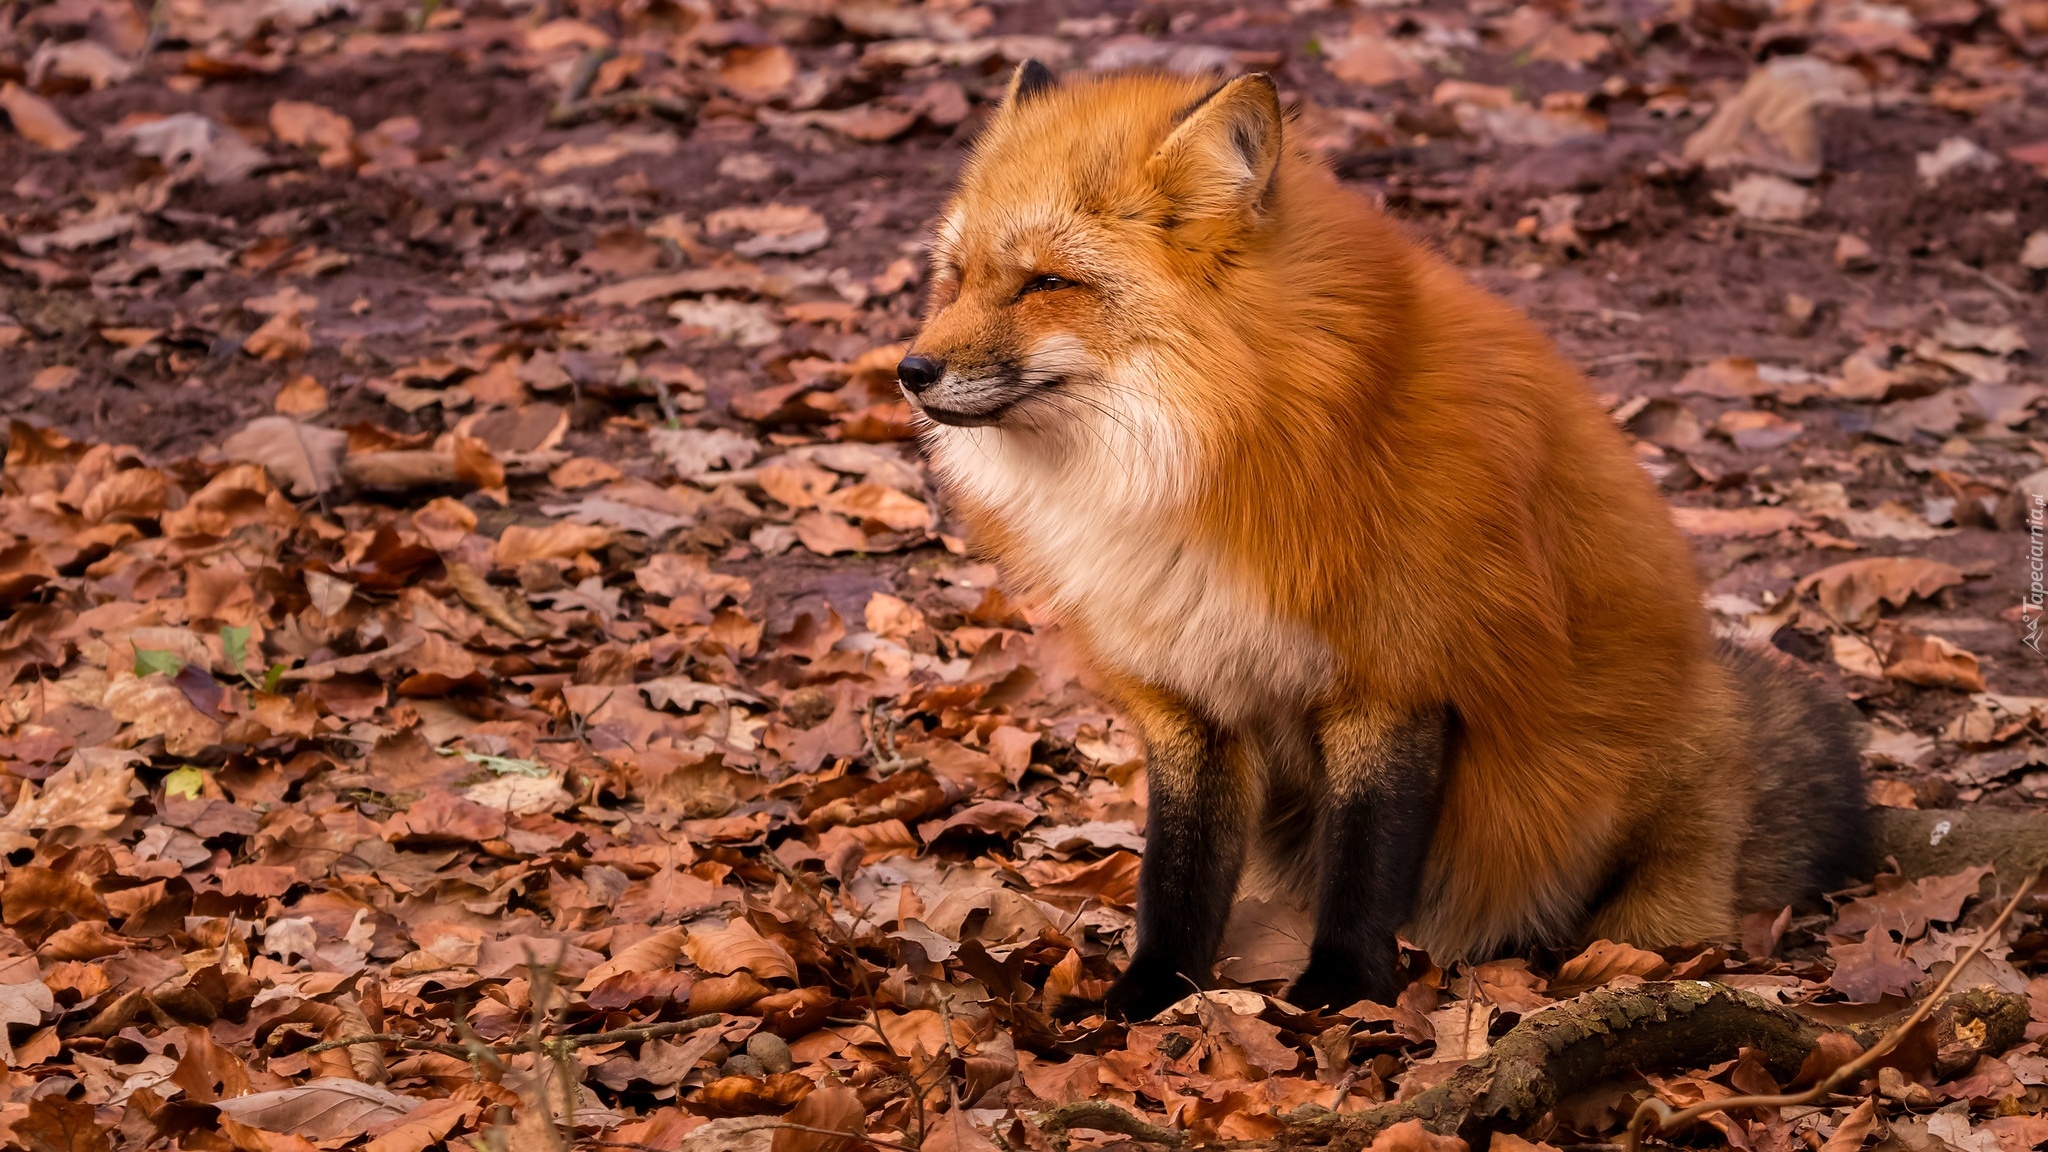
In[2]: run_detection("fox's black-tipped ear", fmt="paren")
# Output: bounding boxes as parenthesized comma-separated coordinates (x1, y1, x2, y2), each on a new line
(1004, 59, 1058, 107)
(1147, 73, 1283, 221)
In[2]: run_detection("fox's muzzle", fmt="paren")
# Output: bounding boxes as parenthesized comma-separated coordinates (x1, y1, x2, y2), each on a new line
(897, 354, 1038, 427)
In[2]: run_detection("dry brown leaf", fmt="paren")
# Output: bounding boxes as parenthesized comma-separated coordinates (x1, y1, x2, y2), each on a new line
(1, 82, 86, 151)
(1325, 29, 1422, 87)
(330, 996, 387, 1083)
(1798, 557, 1968, 628)
(920, 1101, 1001, 1152)
(1670, 506, 1816, 538)
(213, 1078, 418, 1141)
(245, 311, 312, 361)
(275, 375, 329, 415)
(1551, 940, 1669, 990)
(103, 673, 225, 757)
(767, 1085, 864, 1152)
(495, 521, 614, 567)
(793, 511, 868, 555)
(1827, 929, 1921, 1002)
(819, 482, 930, 531)
(445, 561, 551, 639)
(1819, 1097, 1880, 1152)
(270, 100, 357, 167)
(222, 416, 348, 497)
(685, 920, 798, 982)
(721, 45, 796, 102)
(1682, 56, 1868, 179)
(1882, 630, 1986, 692)
(579, 926, 687, 990)
(1367, 1118, 1469, 1152)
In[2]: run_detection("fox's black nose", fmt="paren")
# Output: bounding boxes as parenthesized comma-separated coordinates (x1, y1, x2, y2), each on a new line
(897, 355, 943, 394)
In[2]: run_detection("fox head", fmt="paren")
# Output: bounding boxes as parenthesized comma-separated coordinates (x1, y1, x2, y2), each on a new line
(897, 64, 1288, 435)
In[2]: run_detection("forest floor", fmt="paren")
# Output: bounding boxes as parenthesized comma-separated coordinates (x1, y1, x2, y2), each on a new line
(3, 1, 2048, 1151)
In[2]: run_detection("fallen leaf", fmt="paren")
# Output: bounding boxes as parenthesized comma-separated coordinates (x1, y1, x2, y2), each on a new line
(1882, 630, 1986, 692)
(580, 926, 687, 990)
(686, 921, 798, 982)
(1683, 56, 1868, 178)
(1552, 940, 1669, 990)
(767, 1086, 863, 1152)
(270, 100, 357, 167)
(214, 1078, 419, 1141)
(275, 375, 329, 415)
(221, 416, 348, 496)
(1828, 929, 1922, 1002)
(1, 82, 86, 151)
(722, 45, 797, 102)
(1798, 557, 1968, 628)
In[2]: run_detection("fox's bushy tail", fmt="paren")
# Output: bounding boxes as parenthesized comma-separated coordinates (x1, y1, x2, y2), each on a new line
(1721, 640, 1874, 910)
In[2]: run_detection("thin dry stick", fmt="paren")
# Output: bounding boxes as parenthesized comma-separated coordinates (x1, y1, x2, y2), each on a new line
(304, 1015, 723, 1059)
(769, 1124, 917, 1152)
(301, 1032, 474, 1059)
(1626, 867, 2041, 1152)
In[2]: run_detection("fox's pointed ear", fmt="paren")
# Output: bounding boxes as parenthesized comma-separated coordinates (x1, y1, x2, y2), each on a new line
(1003, 59, 1058, 108)
(1147, 73, 1283, 220)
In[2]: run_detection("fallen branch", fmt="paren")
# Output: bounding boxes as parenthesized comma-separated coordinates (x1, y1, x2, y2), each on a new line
(1871, 808, 2048, 880)
(1033, 1102, 1187, 1152)
(1277, 980, 2026, 1150)
(1626, 867, 2040, 1152)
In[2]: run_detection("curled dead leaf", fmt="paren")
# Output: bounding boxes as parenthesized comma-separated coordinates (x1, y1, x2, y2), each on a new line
(685, 920, 798, 982)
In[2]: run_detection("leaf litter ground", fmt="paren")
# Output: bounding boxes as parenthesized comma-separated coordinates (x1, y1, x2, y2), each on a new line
(2, 2, 2048, 1152)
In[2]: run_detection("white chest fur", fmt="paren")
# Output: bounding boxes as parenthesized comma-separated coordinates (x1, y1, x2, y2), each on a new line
(926, 411, 1331, 727)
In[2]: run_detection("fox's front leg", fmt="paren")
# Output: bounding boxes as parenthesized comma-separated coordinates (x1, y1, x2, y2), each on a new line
(1287, 703, 1449, 1010)
(1099, 688, 1253, 1022)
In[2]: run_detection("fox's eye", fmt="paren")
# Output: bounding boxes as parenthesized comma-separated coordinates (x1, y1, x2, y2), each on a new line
(1017, 274, 1072, 299)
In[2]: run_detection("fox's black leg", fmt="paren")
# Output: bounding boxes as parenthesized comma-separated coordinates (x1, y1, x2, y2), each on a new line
(1287, 705, 1449, 1010)
(1096, 689, 1252, 1022)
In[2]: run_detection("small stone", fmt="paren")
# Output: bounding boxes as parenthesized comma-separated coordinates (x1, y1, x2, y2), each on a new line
(1834, 233, 1875, 270)
(745, 1032, 794, 1075)
(1915, 136, 1997, 186)
(721, 1052, 766, 1079)
(2023, 230, 2048, 271)
(782, 686, 835, 728)
(1715, 173, 1815, 222)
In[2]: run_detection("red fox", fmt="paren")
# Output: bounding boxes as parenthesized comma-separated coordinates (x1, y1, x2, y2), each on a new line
(898, 63, 1870, 1019)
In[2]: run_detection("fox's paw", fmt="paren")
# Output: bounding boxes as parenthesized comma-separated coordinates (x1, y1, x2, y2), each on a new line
(1098, 957, 1196, 1022)
(1285, 956, 1395, 1013)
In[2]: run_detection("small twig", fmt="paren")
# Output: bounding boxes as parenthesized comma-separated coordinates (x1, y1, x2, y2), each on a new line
(547, 91, 700, 129)
(652, 375, 682, 429)
(769, 1124, 917, 1152)
(1735, 220, 1832, 242)
(564, 689, 612, 752)
(300, 1032, 473, 1060)
(557, 46, 612, 107)
(138, 0, 170, 59)
(1626, 867, 2040, 1152)
(540, 1015, 724, 1051)
(1940, 257, 2024, 303)
(454, 1005, 508, 1077)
